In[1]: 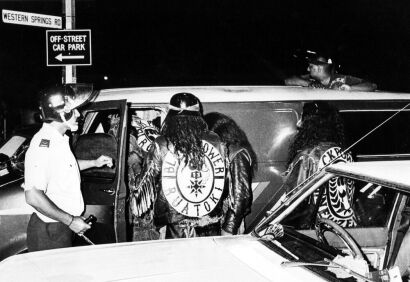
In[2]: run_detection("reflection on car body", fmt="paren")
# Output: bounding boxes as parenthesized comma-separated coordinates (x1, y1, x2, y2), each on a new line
(0, 160, 408, 281)
(2, 86, 410, 265)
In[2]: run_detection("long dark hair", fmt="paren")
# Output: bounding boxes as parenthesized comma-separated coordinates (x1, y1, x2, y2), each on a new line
(288, 101, 346, 164)
(161, 114, 208, 168)
(205, 112, 257, 173)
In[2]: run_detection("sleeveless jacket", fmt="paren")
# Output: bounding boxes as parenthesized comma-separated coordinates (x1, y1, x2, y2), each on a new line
(283, 142, 357, 228)
(130, 131, 227, 230)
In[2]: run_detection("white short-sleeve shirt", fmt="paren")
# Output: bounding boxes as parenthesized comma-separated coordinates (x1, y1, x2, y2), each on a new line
(24, 123, 84, 222)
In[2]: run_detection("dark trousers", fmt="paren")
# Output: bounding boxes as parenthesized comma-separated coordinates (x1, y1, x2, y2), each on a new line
(27, 213, 73, 252)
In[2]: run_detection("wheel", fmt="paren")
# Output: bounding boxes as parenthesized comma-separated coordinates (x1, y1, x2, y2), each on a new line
(315, 218, 364, 259)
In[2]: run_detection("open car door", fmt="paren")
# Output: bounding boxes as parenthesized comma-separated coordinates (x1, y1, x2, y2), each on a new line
(74, 99, 128, 244)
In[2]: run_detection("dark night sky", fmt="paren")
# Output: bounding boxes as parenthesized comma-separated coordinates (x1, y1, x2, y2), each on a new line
(1, 0, 410, 110)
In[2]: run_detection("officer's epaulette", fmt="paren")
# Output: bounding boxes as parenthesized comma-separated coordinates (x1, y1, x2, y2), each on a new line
(39, 139, 50, 148)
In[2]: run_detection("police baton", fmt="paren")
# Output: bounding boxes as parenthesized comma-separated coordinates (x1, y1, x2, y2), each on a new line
(78, 215, 97, 245)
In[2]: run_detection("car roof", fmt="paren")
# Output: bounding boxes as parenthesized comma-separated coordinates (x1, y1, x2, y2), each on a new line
(96, 86, 410, 104)
(326, 160, 410, 193)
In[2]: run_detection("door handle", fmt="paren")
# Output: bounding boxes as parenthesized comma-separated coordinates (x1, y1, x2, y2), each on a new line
(100, 188, 115, 195)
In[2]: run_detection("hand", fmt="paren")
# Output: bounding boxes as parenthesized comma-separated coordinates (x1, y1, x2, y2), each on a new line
(95, 155, 113, 168)
(221, 229, 233, 236)
(339, 84, 351, 91)
(308, 81, 326, 89)
(68, 216, 91, 234)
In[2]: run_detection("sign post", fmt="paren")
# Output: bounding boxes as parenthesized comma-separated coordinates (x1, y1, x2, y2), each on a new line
(63, 0, 75, 84)
(46, 29, 92, 67)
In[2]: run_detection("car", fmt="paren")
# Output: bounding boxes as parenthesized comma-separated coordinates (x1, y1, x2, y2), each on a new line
(0, 125, 40, 260)
(0, 160, 408, 281)
(2, 85, 410, 260)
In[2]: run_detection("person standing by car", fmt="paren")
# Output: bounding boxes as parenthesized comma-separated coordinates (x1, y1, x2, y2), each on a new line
(284, 55, 377, 91)
(24, 85, 113, 252)
(130, 92, 227, 239)
(282, 101, 357, 228)
(205, 112, 256, 235)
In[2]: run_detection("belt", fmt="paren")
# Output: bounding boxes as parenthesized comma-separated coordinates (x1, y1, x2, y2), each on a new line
(177, 216, 221, 238)
(178, 216, 221, 228)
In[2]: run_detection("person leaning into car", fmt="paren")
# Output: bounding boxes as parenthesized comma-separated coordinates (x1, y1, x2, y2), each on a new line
(130, 92, 228, 239)
(281, 101, 358, 228)
(24, 85, 113, 252)
(284, 55, 377, 91)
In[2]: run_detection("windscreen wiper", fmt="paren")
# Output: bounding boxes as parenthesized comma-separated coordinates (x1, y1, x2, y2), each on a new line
(281, 258, 374, 282)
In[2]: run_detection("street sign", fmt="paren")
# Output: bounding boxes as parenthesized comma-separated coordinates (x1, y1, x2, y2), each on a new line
(46, 29, 92, 66)
(2, 9, 62, 29)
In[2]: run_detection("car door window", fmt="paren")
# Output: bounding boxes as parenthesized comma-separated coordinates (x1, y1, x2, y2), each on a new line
(354, 181, 396, 227)
(82, 109, 121, 137)
(342, 110, 410, 159)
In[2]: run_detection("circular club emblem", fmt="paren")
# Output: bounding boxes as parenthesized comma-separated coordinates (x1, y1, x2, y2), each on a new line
(317, 147, 356, 227)
(131, 117, 159, 152)
(161, 140, 225, 217)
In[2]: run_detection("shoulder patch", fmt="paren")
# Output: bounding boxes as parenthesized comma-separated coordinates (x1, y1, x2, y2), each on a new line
(131, 117, 160, 152)
(39, 139, 50, 148)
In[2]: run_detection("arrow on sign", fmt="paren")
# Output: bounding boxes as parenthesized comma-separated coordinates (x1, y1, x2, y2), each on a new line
(55, 53, 85, 62)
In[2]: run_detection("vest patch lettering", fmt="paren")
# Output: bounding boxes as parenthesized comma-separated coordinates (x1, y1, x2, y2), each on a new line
(131, 117, 160, 152)
(161, 140, 225, 217)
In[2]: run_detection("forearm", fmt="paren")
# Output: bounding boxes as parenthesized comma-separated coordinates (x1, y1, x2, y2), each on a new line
(25, 189, 73, 225)
(350, 82, 377, 91)
(284, 76, 310, 87)
(77, 159, 97, 171)
(78, 155, 113, 171)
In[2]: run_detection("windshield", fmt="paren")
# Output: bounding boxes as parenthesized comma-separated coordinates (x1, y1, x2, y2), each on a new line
(0, 136, 26, 157)
(0, 135, 32, 176)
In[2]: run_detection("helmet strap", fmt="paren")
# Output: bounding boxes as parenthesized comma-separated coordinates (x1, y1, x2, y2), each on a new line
(60, 111, 78, 132)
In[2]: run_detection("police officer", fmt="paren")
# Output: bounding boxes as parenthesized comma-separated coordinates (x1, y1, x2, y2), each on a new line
(130, 92, 227, 239)
(24, 84, 113, 252)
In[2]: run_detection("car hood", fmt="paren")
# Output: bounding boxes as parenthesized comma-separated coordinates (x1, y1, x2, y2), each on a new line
(0, 235, 325, 282)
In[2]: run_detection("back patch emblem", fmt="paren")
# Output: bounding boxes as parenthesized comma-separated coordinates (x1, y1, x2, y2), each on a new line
(161, 140, 225, 217)
(316, 147, 356, 227)
(39, 139, 50, 148)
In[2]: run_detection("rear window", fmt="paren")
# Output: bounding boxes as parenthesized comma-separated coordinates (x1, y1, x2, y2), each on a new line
(342, 110, 410, 157)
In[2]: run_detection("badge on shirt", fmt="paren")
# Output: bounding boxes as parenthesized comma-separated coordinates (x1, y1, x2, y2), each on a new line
(39, 139, 50, 148)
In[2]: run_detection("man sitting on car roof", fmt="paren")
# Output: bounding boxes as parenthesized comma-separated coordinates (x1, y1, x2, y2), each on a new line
(284, 54, 377, 91)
